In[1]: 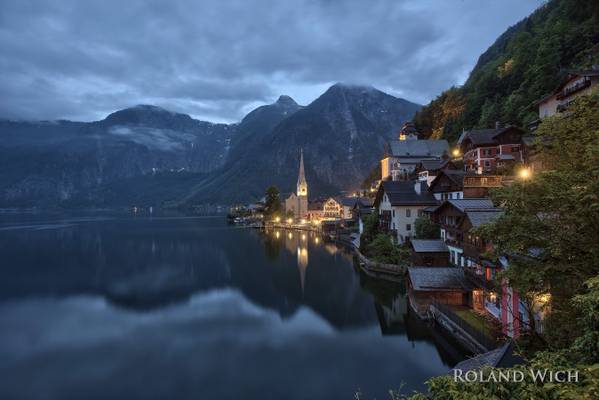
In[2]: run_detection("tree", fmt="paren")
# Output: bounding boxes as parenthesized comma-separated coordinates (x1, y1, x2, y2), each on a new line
(365, 234, 410, 266)
(264, 186, 281, 219)
(359, 212, 379, 252)
(414, 216, 440, 239)
(474, 91, 599, 349)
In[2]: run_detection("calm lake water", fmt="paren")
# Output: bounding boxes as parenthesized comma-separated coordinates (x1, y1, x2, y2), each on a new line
(0, 212, 467, 399)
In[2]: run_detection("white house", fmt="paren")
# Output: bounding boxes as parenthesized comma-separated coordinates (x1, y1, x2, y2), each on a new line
(374, 181, 439, 244)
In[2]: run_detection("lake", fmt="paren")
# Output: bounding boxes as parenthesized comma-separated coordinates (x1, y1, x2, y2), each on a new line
(0, 212, 468, 399)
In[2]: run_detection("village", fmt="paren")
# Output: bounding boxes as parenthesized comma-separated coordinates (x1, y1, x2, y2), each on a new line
(229, 69, 599, 363)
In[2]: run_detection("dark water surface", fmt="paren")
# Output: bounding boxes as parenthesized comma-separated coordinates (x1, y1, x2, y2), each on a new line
(0, 212, 467, 399)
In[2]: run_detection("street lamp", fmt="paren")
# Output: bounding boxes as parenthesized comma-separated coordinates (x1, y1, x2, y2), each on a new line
(519, 168, 531, 180)
(452, 148, 460, 158)
(275, 216, 280, 223)
(287, 218, 293, 224)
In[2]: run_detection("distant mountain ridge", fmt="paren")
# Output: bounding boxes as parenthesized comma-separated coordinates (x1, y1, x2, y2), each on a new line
(0, 84, 420, 207)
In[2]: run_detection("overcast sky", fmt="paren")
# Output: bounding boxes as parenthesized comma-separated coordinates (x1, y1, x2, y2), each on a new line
(0, 0, 542, 123)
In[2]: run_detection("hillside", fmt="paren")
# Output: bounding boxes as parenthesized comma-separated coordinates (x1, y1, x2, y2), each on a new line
(414, 0, 599, 143)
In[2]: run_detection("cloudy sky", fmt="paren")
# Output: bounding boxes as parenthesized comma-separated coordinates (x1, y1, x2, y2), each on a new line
(0, 0, 542, 122)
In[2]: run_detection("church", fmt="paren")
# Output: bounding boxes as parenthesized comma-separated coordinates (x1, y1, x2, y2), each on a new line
(285, 150, 308, 219)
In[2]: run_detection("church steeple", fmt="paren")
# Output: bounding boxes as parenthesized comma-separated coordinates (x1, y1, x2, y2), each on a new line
(297, 149, 308, 197)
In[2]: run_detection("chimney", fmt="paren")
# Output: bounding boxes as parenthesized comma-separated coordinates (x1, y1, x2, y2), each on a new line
(495, 121, 502, 130)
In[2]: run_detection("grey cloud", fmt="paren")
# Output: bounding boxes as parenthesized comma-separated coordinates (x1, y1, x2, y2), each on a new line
(0, 0, 542, 122)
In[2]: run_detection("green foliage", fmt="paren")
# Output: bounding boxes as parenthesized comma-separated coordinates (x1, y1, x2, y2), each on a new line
(364, 234, 410, 266)
(414, 0, 599, 140)
(264, 185, 281, 219)
(474, 92, 599, 348)
(414, 216, 440, 239)
(359, 212, 379, 252)
(405, 275, 599, 399)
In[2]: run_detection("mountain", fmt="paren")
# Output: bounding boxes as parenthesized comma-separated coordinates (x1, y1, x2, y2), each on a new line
(0, 85, 419, 207)
(184, 84, 421, 204)
(0, 106, 236, 207)
(413, 0, 599, 143)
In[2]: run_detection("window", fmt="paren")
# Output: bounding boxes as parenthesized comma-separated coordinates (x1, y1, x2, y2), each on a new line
(418, 210, 423, 217)
(392, 222, 395, 230)
(406, 209, 411, 217)
(484, 160, 491, 167)
(449, 193, 453, 199)
(406, 224, 411, 231)
(392, 209, 395, 218)
(511, 146, 519, 152)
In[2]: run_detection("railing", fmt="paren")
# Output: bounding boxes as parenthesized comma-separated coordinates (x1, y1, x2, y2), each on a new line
(556, 78, 591, 100)
(432, 300, 501, 351)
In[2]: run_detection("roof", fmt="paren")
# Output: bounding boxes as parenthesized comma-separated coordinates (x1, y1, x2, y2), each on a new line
(375, 181, 439, 208)
(465, 209, 504, 228)
(388, 140, 449, 157)
(408, 267, 473, 291)
(446, 198, 494, 212)
(450, 342, 523, 373)
(411, 239, 448, 253)
(457, 129, 498, 146)
(458, 126, 524, 147)
(418, 159, 447, 171)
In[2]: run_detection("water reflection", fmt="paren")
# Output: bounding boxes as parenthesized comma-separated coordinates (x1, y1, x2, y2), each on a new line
(0, 214, 469, 399)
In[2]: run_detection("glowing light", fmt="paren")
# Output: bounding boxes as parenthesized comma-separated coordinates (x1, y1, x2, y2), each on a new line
(300, 219, 306, 224)
(287, 218, 293, 224)
(519, 168, 531, 180)
(536, 293, 551, 305)
(452, 148, 460, 157)
(489, 292, 497, 302)
(301, 234, 306, 240)
(275, 217, 280, 223)
(288, 232, 293, 239)
(315, 237, 319, 244)
(275, 231, 280, 239)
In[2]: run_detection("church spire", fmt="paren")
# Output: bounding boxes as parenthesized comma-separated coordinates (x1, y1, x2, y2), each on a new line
(297, 149, 308, 197)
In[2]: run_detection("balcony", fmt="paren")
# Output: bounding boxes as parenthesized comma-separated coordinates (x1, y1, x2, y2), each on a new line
(556, 78, 591, 100)
(465, 267, 494, 290)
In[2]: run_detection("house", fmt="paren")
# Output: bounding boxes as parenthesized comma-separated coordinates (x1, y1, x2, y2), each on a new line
(306, 200, 324, 221)
(410, 239, 449, 267)
(427, 198, 496, 267)
(536, 69, 599, 119)
(339, 197, 371, 220)
(462, 175, 503, 198)
(457, 125, 525, 174)
(407, 267, 475, 317)
(381, 140, 449, 181)
(415, 159, 458, 186)
(427, 170, 467, 200)
(374, 181, 439, 244)
(322, 197, 343, 220)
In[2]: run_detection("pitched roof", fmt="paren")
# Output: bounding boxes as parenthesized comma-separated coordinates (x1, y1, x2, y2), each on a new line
(450, 342, 523, 373)
(458, 129, 498, 146)
(408, 267, 473, 291)
(418, 159, 446, 171)
(389, 140, 449, 158)
(465, 209, 504, 228)
(447, 198, 495, 212)
(375, 181, 439, 208)
(411, 239, 449, 253)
